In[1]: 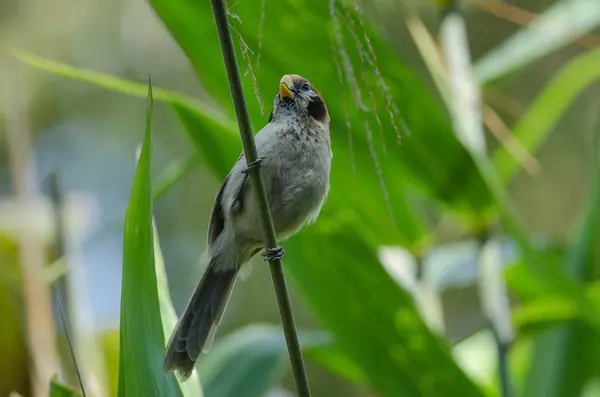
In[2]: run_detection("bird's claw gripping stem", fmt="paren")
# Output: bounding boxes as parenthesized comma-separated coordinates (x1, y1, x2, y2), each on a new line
(262, 246, 285, 262)
(242, 157, 264, 174)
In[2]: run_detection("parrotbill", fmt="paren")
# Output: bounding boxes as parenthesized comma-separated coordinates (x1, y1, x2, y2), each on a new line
(163, 74, 332, 380)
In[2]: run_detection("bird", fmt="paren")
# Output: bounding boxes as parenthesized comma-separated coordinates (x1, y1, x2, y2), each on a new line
(163, 74, 332, 380)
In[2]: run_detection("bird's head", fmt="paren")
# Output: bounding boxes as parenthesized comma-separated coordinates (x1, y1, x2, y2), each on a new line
(269, 74, 330, 125)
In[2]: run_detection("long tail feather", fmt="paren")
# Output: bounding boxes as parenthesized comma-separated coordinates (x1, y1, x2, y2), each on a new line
(163, 258, 238, 380)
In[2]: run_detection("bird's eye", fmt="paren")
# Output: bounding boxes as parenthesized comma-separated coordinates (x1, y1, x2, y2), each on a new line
(301, 83, 311, 91)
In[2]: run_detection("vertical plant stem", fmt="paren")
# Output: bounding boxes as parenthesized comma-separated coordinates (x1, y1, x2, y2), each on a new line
(492, 327, 512, 397)
(48, 171, 71, 339)
(56, 299, 88, 397)
(207, 1, 312, 396)
(479, 237, 514, 397)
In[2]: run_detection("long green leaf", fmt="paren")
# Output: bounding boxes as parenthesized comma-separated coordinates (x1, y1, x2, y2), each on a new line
(118, 81, 182, 397)
(9, 49, 226, 120)
(474, 0, 600, 83)
(10, 49, 235, 133)
(284, 223, 485, 397)
(493, 50, 600, 183)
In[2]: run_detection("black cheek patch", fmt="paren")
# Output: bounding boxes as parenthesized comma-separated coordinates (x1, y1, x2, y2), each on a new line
(307, 96, 328, 122)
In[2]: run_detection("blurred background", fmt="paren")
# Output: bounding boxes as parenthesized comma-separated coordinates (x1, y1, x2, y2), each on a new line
(1, 0, 599, 396)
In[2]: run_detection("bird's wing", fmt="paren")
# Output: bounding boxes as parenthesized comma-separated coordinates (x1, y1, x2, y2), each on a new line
(207, 152, 251, 246)
(207, 172, 229, 247)
(207, 124, 278, 247)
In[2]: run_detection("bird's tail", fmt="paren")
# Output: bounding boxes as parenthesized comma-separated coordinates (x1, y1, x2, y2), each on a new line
(163, 256, 238, 380)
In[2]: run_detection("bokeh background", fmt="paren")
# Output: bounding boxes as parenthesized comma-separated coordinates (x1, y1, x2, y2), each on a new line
(1, 0, 599, 396)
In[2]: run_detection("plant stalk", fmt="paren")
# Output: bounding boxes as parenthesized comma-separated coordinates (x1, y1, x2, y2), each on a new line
(493, 328, 512, 397)
(208, 1, 312, 396)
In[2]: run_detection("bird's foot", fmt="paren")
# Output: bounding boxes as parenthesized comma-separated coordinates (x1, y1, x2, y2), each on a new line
(242, 157, 265, 174)
(262, 246, 285, 262)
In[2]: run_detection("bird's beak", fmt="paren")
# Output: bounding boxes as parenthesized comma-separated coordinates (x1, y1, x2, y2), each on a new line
(279, 75, 294, 100)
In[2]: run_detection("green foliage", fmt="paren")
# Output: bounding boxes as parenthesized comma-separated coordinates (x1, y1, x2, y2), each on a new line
(285, 225, 485, 396)
(197, 325, 327, 397)
(117, 82, 183, 397)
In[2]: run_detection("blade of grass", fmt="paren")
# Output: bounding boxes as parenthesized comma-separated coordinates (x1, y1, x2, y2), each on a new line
(10, 49, 235, 132)
(117, 80, 183, 397)
(10, 50, 220, 117)
(56, 299, 87, 397)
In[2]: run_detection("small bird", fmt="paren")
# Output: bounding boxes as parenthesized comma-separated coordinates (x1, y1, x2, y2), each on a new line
(163, 74, 332, 380)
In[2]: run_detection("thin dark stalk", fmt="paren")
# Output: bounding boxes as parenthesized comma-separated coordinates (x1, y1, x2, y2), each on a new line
(49, 172, 71, 333)
(56, 299, 88, 397)
(490, 323, 512, 397)
(208, 1, 312, 396)
(49, 172, 87, 397)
